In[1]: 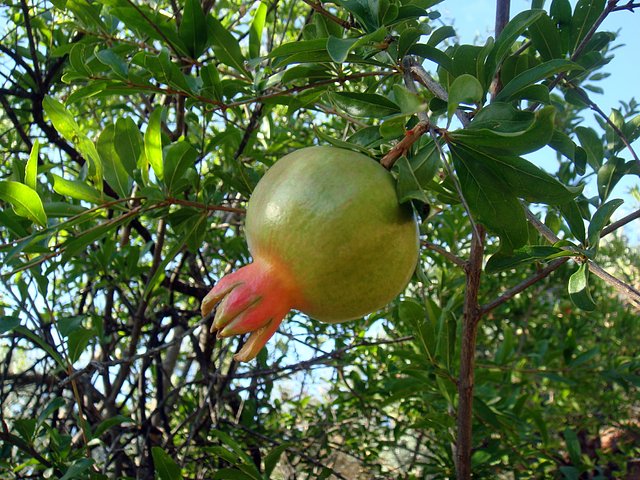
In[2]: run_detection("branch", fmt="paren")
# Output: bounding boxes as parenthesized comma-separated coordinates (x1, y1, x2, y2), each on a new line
(19, 0, 42, 87)
(423, 240, 466, 268)
(301, 0, 353, 30)
(601, 208, 640, 237)
(588, 260, 640, 309)
(455, 226, 485, 480)
(612, 1, 640, 11)
(481, 257, 570, 314)
(0, 94, 33, 148)
(380, 120, 431, 169)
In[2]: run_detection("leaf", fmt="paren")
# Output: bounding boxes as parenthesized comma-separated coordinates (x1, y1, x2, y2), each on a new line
(93, 415, 134, 438)
(0, 181, 47, 226)
(14, 326, 65, 368)
(43, 97, 103, 187)
(447, 74, 483, 124)
(332, 0, 379, 32)
(179, 0, 208, 58)
(327, 36, 358, 63)
(51, 174, 104, 204)
(211, 469, 258, 480)
(67, 327, 95, 363)
(164, 141, 198, 194)
(249, 2, 267, 59)
(528, 12, 562, 61)
(495, 59, 582, 102)
(330, 91, 400, 118)
(396, 156, 429, 204)
(392, 84, 426, 114)
(59, 458, 95, 480)
(151, 447, 182, 480)
(451, 104, 556, 155)
(97, 123, 133, 198)
(597, 157, 626, 201)
(563, 427, 583, 467)
(587, 198, 623, 251)
(451, 147, 528, 252)
(25, 140, 39, 190)
(269, 38, 327, 59)
(559, 200, 587, 245)
(574, 126, 603, 171)
(570, 0, 605, 53)
(484, 9, 545, 83)
(37, 397, 65, 426)
(427, 25, 456, 47)
(95, 48, 128, 78)
(14, 419, 37, 443)
(408, 44, 453, 72)
(450, 144, 581, 205)
(145, 108, 164, 182)
(208, 15, 249, 77)
(115, 117, 143, 176)
(61, 214, 132, 261)
(264, 444, 289, 478)
(568, 263, 596, 311)
(0, 316, 21, 334)
(485, 245, 567, 273)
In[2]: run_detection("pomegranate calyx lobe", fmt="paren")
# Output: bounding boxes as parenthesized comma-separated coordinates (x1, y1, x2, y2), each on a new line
(201, 259, 300, 362)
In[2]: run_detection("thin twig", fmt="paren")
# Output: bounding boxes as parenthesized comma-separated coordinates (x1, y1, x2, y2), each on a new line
(588, 260, 640, 309)
(301, 0, 353, 29)
(380, 121, 431, 169)
(481, 258, 570, 314)
(423, 241, 466, 268)
(601, 208, 640, 237)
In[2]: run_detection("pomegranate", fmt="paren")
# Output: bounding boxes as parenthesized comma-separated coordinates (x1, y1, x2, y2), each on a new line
(201, 146, 419, 361)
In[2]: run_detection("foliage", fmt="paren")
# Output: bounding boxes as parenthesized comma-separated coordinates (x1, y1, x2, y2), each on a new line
(0, 0, 639, 478)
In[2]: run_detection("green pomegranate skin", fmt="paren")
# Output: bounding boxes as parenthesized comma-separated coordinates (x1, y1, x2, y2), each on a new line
(245, 146, 419, 322)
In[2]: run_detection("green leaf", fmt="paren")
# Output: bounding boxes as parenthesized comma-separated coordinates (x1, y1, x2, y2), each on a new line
(208, 16, 249, 77)
(179, 0, 208, 58)
(25, 140, 39, 190)
(427, 25, 456, 47)
(43, 96, 103, 186)
(164, 141, 198, 194)
(450, 144, 581, 205)
(570, 0, 605, 53)
(408, 44, 453, 72)
(264, 444, 289, 478)
(392, 84, 426, 114)
(559, 200, 587, 245)
(568, 263, 596, 311)
(409, 141, 440, 186)
(0, 316, 21, 334)
(587, 198, 623, 251)
(528, 12, 562, 61)
(0, 181, 47, 226)
(332, 0, 379, 32)
(451, 104, 556, 155)
(51, 174, 104, 204)
(447, 74, 483, 124)
(152, 447, 182, 480)
(14, 419, 37, 443)
(14, 326, 65, 368)
(211, 469, 258, 480)
(93, 415, 134, 438)
(486, 245, 567, 273)
(37, 397, 65, 426)
(574, 126, 603, 170)
(327, 36, 358, 63)
(61, 214, 132, 261)
(59, 459, 95, 480)
(95, 48, 128, 78)
(145, 108, 164, 182)
(485, 10, 545, 83)
(67, 327, 95, 363)
(597, 157, 626, 201)
(563, 427, 583, 467)
(396, 156, 429, 204)
(269, 39, 327, 59)
(249, 2, 267, 59)
(97, 123, 133, 198)
(451, 147, 528, 252)
(330, 91, 400, 118)
(115, 117, 143, 176)
(495, 59, 582, 102)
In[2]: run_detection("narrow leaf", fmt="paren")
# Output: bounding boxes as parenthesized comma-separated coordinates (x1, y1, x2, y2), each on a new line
(164, 141, 198, 194)
(0, 181, 47, 226)
(568, 263, 596, 311)
(208, 16, 249, 77)
(97, 123, 132, 198)
(571, 0, 605, 53)
(249, 2, 267, 59)
(25, 140, 39, 190)
(587, 198, 623, 250)
(495, 60, 582, 102)
(396, 156, 429, 204)
(151, 447, 182, 480)
(145, 108, 164, 182)
(51, 174, 104, 204)
(330, 91, 400, 118)
(179, 0, 208, 58)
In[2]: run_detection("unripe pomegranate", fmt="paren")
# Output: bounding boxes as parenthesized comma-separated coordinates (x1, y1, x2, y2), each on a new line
(202, 146, 419, 361)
